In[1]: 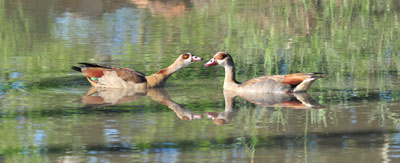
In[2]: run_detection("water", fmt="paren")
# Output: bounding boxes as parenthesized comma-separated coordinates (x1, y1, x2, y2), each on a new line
(1, 0, 400, 162)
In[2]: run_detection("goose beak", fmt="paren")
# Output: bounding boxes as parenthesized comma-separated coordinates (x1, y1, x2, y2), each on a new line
(191, 55, 203, 62)
(193, 114, 202, 119)
(205, 58, 218, 67)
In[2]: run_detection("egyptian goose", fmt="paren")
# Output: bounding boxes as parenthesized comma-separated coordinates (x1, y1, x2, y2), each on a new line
(72, 53, 202, 89)
(205, 52, 325, 93)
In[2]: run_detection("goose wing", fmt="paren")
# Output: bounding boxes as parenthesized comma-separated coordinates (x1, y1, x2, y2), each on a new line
(72, 63, 147, 83)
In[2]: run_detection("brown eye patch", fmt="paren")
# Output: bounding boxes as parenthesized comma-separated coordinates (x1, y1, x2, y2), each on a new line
(182, 53, 190, 59)
(217, 53, 227, 60)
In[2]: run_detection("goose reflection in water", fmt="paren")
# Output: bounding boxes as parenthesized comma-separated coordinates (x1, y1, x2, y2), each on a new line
(80, 87, 202, 121)
(207, 90, 324, 125)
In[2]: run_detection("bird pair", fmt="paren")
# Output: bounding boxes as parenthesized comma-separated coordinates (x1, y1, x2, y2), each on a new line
(72, 52, 325, 93)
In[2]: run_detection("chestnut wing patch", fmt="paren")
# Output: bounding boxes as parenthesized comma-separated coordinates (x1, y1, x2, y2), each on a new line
(81, 68, 105, 78)
(114, 68, 147, 83)
(76, 63, 112, 78)
(282, 73, 309, 85)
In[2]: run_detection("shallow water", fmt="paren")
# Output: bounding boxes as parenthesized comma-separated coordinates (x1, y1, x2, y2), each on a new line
(1, 0, 400, 162)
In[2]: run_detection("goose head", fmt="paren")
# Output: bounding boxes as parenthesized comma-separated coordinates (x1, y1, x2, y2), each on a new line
(205, 52, 233, 67)
(178, 53, 203, 67)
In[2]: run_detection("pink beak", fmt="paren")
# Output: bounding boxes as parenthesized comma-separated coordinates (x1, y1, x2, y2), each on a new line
(193, 114, 202, 119)
(191, 55, 203, 62)
(205, 58, 218, 67)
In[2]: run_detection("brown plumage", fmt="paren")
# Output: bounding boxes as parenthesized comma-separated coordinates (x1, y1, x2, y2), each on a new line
(205, 52, 326, 93)
(282, 73, 311, 85)
(72, 53, 202, 89)
(114, 68, 147, 83)
(81, 67, 105, 78)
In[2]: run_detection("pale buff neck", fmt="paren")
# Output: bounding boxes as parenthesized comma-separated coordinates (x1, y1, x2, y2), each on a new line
(163, 59, 187, 75)
(145, 58, 187, 88)
(223, 64, 240, 90)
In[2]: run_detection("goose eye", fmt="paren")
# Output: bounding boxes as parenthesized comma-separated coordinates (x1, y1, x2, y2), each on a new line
(217, 53, 227, 60)
(221, 54, 227, 59)
(182, 53, 190, 59)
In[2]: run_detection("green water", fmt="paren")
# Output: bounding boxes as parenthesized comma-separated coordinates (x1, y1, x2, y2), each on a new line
(1, 0, 400, 162)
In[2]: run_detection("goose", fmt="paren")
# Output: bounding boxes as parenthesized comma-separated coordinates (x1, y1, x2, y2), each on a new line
(205, 52, 325, 93)
(72, 53, 202, 89)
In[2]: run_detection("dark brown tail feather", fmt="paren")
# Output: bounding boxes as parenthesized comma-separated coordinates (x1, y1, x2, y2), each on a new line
(71, 66, 82, 72)
(78, 63, 111, 69)
(311, 72, 326, 79)
(72, 63, 111, 72)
